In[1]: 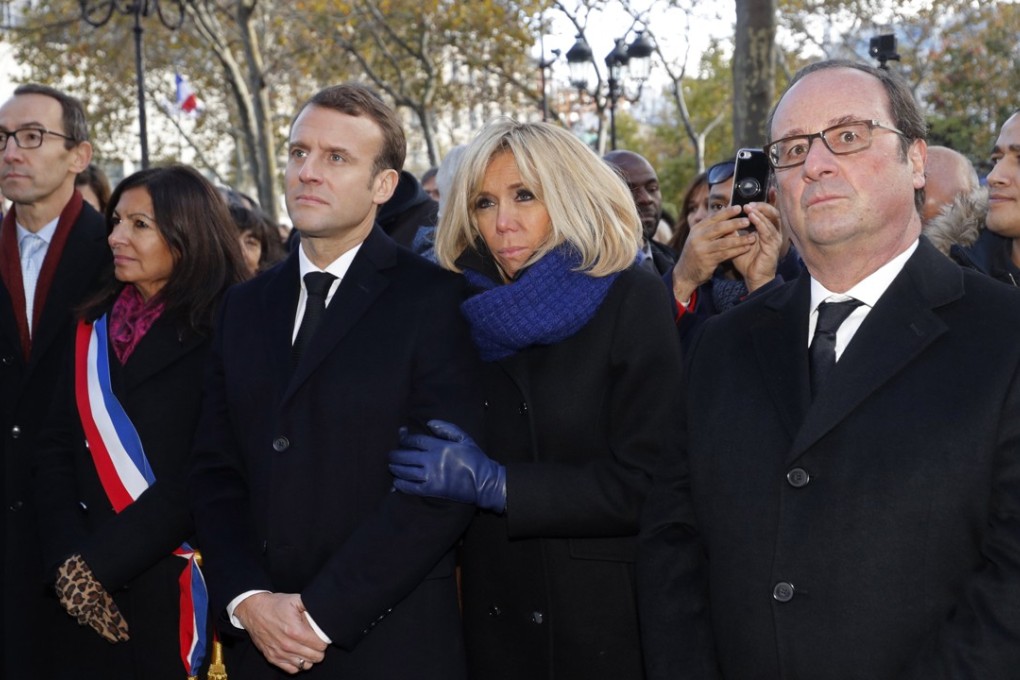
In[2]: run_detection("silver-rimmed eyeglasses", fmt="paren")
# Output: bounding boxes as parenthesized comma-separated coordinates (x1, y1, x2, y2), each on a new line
(765, 120, 906, 169)
(0, 127, 76, 151)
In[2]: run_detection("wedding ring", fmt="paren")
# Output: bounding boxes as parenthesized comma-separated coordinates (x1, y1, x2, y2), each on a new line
(296, 658, 307, 669)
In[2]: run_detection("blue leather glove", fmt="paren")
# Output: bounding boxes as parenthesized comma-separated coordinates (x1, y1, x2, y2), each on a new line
(388, 419, 506, 513)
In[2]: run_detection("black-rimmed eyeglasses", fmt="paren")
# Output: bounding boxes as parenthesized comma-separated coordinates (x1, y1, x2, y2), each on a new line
(765, 120, 906, 170)
(0, 127, 76, 151)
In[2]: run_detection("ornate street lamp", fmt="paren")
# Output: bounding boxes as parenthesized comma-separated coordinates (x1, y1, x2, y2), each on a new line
(566, 29, 654, 150)
(80, 0, 185, 169)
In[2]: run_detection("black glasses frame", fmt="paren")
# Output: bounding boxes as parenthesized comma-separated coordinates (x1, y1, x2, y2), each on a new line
(765, 119, 906, 169)
(0, 127, 76, 151)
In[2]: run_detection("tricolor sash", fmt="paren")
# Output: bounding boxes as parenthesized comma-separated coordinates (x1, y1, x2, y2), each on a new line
(75, 315, 209, 677)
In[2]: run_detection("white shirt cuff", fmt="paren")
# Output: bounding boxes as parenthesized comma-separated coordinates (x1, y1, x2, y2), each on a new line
(225, 589, 332, 644)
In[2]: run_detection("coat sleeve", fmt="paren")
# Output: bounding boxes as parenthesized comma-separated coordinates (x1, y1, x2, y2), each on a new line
(636, 315, 721, 680)
(188, 288, 277, 616)
(503, 271, 685, 537)
(901, 355, 1020, 678)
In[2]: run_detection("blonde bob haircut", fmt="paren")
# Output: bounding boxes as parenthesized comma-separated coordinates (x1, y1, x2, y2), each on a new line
(435, 118, 641, 277)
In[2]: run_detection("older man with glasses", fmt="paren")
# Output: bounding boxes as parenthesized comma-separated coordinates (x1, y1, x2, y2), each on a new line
(0, 83, 111, 679)
(668, 156, 799, 349)
(640, 59, 1020, 680)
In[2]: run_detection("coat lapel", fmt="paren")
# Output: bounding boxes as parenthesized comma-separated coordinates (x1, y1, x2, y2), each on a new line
(284, 227, 395, 401)
(751, 275, 813, 440)
(261, 251, 303, 399)
(787, 239, 961, 463)
(118, 314, 206, 392)
(29, 211, 109, 374)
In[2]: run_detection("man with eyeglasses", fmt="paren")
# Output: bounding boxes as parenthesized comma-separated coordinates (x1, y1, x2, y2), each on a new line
(639, 60, 1020, 679)
(0, 83, 110, 678)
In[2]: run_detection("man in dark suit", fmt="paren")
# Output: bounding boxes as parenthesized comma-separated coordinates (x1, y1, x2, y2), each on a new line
(189, 83, 480, 678)
(639, 60, 1020, 679)
(604, 150, 677, 275)
(0, 84, 110, 677)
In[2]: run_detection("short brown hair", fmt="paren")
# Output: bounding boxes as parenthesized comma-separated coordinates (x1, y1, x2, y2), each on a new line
(13, 83, 89, 148)
(294, 83, 406, 176)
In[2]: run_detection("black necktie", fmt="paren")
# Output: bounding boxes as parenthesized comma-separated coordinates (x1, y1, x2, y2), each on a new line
(809, 299, 863, 396)
(292, 271, 337, 365)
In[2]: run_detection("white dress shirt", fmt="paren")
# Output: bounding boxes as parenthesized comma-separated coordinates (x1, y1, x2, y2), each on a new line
(808, 240, 918, 361)
(17, 218, 59, 336)
(291, 243, 361, 342)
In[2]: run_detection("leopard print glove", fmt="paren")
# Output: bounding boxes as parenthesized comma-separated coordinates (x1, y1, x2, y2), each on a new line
(55, 553, 130, 643)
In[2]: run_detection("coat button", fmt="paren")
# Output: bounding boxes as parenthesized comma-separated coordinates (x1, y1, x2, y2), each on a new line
(488, 605, 502, 618)
(786, 467, 810, 488)
(8, 500, 24, 512)
(78, 501, 89, 513)
(530, 611, 544, 624)
(1, 355, 13, 365)
(773, 582, 795, 603)
(519, 402, 528, 415)
(10, 425, 21, 439)
(272, 436, 290, 452)
(483, 400, 490, 410)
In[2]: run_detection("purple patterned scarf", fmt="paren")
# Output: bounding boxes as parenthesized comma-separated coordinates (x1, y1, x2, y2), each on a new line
(109, 285, 165, 364)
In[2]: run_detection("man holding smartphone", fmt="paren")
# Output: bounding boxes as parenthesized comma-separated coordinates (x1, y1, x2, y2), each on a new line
(640, 60, 1020, 679)
(669, 157, 799, 348)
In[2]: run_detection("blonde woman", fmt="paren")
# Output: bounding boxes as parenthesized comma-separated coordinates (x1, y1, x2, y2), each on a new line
(389, 119, 683, 680)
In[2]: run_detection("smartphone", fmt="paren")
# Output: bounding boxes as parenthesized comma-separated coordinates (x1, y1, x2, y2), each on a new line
(730, 148, 771, 208)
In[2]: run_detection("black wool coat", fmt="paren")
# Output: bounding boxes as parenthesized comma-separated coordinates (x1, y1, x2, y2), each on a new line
(189, 227, 483, 680)
(35, 310, 212, 680)
(639, 238, 1020, 680)
(1, 197, 110, 679)
(459, 265, 684, 680)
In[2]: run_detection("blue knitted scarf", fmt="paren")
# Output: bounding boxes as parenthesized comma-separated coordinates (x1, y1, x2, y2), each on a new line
(461, 245, 621, 361)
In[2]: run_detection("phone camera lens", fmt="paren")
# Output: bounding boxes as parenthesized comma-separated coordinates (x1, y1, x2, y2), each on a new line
(737, 178, 761, 197)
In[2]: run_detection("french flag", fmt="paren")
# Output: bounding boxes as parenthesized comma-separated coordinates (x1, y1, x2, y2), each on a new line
(175, 73, 200, 115)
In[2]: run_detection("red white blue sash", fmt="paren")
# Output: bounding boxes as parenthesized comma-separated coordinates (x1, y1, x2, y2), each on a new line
(75, 315, 208, 677)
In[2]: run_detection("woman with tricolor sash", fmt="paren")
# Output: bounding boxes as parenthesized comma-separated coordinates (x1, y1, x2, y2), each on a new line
(33, 165, 248, 679)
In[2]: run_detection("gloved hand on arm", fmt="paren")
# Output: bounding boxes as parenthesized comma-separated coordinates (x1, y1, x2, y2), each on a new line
(388, 419, 506, 514)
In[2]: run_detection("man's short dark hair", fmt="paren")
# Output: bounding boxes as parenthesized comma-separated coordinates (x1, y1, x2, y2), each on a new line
(294, 83, 406, 176)
(13, 83, 89, 148)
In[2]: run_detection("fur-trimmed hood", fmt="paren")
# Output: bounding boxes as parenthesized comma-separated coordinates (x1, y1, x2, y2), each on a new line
(922, 187, 987, 256)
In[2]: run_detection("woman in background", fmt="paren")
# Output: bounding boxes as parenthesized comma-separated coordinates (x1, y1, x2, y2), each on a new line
(389, 119, 684, 680)
(227, 201, 285, 275)
(668, 170, 709, 253)
(35, 164, 247, 680)
(75, 162, 112, 214)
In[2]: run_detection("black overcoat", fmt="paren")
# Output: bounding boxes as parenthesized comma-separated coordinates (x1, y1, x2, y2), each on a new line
(35, 309, 211, 679)
(460, 266, 684, 680)
(639, 238, 1020, 679)
(189, 227, 482, 679)
(0, 197, 110, 678)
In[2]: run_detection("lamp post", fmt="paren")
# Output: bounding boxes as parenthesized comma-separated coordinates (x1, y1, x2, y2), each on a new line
(566, 30, 654, 150)
(538, 47, 561, 122)
(80, 0, 185, 169)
